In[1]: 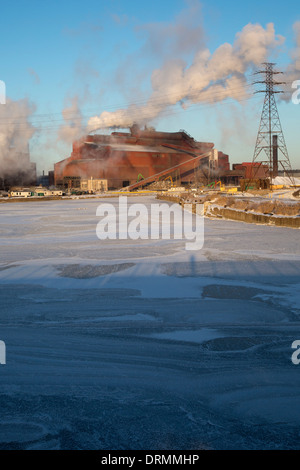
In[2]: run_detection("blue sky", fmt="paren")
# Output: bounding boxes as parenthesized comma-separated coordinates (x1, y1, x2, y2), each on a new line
(1, 0, 299, 173)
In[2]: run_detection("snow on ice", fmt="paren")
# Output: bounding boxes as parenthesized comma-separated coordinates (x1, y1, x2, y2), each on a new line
(0, 196, 300, 450)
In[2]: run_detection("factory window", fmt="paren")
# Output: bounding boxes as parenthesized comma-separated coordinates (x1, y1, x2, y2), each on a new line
(122, 181, 130, 187)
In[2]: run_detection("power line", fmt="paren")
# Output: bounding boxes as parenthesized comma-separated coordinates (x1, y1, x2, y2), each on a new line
(0, 92, 262, 135)
(1, 73, 295, 136)
(0, 81, 256, 125)
(252, 62, 294, 183)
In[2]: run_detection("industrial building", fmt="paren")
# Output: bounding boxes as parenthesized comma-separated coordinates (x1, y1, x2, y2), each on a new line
(54, 126, 230, 191)
(9, 187, 63, 198)
(37, 170, 54, 188)
(0, 145, 36, 190)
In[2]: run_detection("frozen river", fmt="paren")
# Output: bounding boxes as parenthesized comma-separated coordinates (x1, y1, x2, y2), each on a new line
(0, 196, 300, 450)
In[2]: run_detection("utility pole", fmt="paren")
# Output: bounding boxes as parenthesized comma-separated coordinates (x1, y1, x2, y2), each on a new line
(252, 62, 294, 185)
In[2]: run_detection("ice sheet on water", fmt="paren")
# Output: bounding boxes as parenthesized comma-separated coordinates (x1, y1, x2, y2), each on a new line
(0, 198, 300, 449)
(56, 263, 135, 279)
(145, 328, 225, 344)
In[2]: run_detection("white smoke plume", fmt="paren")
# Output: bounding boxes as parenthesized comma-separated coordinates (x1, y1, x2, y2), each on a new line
(0, 98, 36, 178)
(87, 22, 284, 132)
(28, 68, 40, 85)
(58, 96, 85, 144)
(135, 0, 205, 61)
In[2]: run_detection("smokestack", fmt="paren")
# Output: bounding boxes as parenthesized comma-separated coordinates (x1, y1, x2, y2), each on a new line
(272, 134, 278, 178)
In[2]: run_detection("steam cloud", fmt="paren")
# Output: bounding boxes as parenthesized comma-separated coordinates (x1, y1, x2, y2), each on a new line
(0, 98, 36, 179)
(58, 96, 84, 144)
(87, 22, 284, 132)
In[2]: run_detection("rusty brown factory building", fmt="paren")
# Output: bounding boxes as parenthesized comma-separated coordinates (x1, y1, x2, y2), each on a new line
(54, 126, 230, 190)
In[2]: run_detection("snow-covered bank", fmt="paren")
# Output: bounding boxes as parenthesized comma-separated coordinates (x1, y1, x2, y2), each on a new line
(0, 197, 300, 450)
(159, 192, 300, 228)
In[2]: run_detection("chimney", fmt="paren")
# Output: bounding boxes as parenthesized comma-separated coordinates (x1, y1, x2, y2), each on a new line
(272, 135, 278, 178)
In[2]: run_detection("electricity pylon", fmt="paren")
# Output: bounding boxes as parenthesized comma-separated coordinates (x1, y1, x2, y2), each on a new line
(252, 62, 294, 184)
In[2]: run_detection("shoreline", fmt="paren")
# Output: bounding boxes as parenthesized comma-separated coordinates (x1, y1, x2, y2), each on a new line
(157, 193, 300, 229)
(1, 191, 300, 229)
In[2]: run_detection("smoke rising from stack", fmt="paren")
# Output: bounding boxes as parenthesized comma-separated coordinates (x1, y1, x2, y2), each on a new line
(58, 96, 84, 144)
(87, 22, 284, 132)
(0, 98, 36, 183)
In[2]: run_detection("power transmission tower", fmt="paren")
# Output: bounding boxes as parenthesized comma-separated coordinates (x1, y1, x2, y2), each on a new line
(252, 62, 294, 185)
